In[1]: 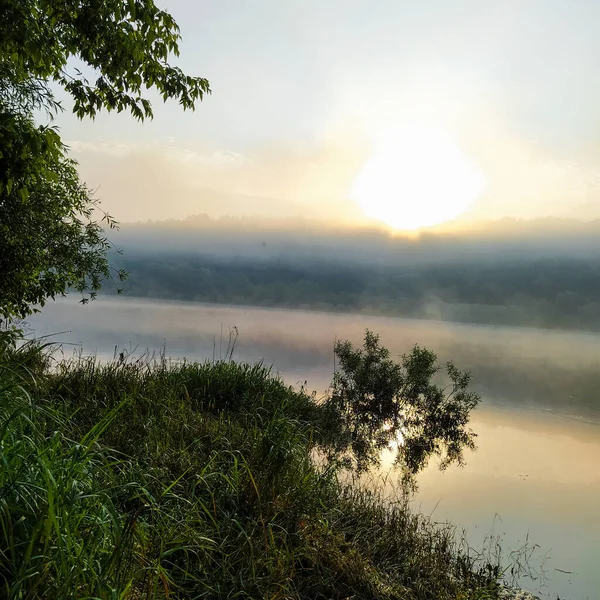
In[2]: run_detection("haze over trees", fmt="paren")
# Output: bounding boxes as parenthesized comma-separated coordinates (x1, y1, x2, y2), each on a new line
(109, 215, 600, 332)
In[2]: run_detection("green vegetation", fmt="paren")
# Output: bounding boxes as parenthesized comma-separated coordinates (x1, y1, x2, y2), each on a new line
(0, 332, 507, 599)
(0, 0, 209, 319)
(112, 252, 600, 332)
(327, 332, 479, 475)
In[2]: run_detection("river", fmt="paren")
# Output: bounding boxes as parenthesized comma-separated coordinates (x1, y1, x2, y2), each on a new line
(28, 296, 600, 599)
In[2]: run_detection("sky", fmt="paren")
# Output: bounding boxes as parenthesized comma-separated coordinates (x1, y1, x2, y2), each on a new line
(54, 0, 600, 227)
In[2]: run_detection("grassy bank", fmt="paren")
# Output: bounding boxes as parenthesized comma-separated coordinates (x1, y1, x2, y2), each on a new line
(0, 339, 503, 599)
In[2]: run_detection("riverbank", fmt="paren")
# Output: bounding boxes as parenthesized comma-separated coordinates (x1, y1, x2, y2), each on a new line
(1, 338, 509, 599)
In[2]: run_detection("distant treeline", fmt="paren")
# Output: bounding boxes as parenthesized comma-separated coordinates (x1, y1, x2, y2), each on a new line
(107, 251, 600, 331)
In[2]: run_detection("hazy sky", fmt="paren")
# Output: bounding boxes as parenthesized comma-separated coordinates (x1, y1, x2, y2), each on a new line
(55, 0, 600, 226)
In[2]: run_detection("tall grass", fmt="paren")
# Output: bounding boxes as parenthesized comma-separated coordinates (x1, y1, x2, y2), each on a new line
(0, 339, 503, 599)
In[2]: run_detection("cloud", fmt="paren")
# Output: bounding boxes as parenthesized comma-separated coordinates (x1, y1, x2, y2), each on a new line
(66, 112, 600, 227)
(454, 112, 600, 222)
(67, 133, 368, 223)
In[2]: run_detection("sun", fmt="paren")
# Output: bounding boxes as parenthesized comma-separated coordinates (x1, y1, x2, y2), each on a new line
(351, 123, 485, 231)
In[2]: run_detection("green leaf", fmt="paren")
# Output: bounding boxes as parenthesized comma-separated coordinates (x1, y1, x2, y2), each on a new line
(0, 0, 209, 319)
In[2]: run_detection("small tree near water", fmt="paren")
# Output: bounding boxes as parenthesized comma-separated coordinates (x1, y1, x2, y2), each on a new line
(325, 330, 480, 479)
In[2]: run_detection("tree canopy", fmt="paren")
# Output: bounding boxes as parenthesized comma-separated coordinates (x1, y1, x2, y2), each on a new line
(0, 0, 210, 319)
(324, 330, 480, 480)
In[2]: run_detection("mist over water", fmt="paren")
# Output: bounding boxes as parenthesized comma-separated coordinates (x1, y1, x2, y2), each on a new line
(29, 296, 600, 599)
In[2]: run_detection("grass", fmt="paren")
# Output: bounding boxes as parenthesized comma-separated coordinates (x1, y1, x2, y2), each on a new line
(0, 338, 505, 599)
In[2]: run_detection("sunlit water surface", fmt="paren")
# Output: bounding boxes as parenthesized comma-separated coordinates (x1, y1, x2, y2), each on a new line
(28, 296, 600, 599)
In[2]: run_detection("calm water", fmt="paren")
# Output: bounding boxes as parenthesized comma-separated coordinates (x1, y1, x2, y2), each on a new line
(29, 296, 600, 599)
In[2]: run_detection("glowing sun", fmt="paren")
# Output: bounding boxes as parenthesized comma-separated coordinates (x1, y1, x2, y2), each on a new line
(351, 124, 485, 230)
